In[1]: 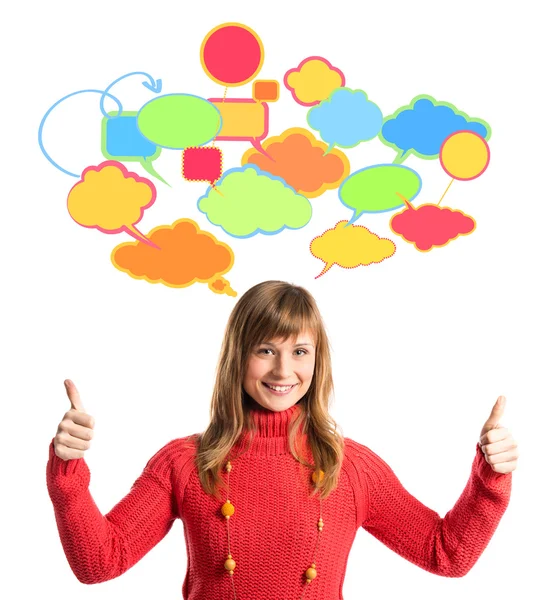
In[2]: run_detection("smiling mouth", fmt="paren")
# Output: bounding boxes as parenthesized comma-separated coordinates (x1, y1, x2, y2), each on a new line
(262, 382, 297, 393)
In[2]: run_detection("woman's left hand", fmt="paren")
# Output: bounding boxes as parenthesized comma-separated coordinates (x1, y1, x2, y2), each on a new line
(478, 395, 519, 474)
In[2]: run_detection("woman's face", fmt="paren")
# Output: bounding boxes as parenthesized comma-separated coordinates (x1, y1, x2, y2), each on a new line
(243, 330, 316, 412)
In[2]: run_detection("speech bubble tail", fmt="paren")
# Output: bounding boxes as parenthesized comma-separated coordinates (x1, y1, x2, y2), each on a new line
(393, 149, 409, 164)
(208, 277, 237, 296)
(346, 211, 361, 226)
(315, 262, 334, 279)
(251, 139, 274, 161)
(211, 181, 225, 197)
(139, 158, 170, 186)
(323, 143, 335, 156)
(124, 224, 161, 249)
(395, 192, 415, 210)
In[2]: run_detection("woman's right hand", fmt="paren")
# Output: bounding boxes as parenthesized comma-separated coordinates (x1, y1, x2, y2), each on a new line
(54, 379, 95, 461)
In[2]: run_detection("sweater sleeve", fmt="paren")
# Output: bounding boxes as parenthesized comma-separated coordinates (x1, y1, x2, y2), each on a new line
(347, 440, 512, 578)
(46, 436, 193, 584)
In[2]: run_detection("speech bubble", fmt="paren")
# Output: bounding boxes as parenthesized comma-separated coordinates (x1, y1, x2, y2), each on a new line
(182, 146, 223, 185)
(284, 56, 345, 106)
(101, 111, 169, 186)
(197, 165, 312, 238)
(241, 127, 350, 198)
(208, 98, 270, 157)
(440, 130, 490, 180)
(339, 164, 422, 224)
(137, 94, 221, 149)
(67, 161, 158, 248)
(310, 220, 396, 278)
(111, 218, 236, 295)
(380, 95, 491, 163)
(253, 80, 279, 102)
(390, 198, 476, 252)
(307, 87, 383, 153)
(201, 23, 264, 86)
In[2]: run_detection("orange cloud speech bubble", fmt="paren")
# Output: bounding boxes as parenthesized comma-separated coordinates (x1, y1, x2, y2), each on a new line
(111, 218, 236, 296)
(310, 220, 396, 278)
(241, 127, 350, 198)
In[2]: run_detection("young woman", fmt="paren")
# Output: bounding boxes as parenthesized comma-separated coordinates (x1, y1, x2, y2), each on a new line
(47, 280, 517, 600)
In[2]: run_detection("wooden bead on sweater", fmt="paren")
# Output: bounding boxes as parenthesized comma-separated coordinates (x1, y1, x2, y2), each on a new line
(312, 470, 325, 484)
(224, 555, 236, 574)
(305, 564, 317, 584)
(221, 500, 235, 518)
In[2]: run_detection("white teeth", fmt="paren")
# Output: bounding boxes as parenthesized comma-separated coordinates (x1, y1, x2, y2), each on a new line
(265, 384, 294, 392)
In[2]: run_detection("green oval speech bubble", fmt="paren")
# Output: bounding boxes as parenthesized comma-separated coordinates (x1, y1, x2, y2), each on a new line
(137, 94, 221, 149)
(339, 164, 422, 224)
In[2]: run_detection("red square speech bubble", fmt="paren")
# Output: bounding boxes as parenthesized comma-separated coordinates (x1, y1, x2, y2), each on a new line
(182, 147, 223, 184)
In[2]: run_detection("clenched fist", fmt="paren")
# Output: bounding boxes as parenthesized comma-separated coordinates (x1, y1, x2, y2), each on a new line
(54, 380, 95, 461)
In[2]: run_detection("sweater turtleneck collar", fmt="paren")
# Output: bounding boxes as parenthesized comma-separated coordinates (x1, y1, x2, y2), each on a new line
(231, 401, 308, 457)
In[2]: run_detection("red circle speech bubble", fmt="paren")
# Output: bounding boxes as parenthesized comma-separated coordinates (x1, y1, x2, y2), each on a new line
(200, 23, 264, 87)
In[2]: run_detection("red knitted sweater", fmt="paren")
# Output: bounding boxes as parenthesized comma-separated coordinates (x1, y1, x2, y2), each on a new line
(46, 402, 512, 599)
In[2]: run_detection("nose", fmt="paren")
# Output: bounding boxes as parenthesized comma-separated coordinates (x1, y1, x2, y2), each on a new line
(271, 353, 292, 380)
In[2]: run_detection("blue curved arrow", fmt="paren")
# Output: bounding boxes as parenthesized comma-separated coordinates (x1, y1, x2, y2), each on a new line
(38, 89, 123, 178)
(100, 71, 163, 119)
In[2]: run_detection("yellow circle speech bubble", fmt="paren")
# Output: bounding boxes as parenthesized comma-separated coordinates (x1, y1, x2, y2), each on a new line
(439, 130, 490, 181)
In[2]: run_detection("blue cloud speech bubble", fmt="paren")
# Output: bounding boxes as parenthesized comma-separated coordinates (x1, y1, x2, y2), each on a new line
(380, 95, 491, 163)
(307, 87, 383, 153)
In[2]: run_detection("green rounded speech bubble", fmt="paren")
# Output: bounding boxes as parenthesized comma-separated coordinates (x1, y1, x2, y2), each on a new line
(339, 164, 422, 224)
(137, 94, 222, 149)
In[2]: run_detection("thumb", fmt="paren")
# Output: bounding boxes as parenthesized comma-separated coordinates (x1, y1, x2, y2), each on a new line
(483, 395, 506, 431)
(64, 379, 86, 413)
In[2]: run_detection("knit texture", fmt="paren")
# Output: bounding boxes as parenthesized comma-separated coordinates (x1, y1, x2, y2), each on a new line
(46, 402, 512, 599)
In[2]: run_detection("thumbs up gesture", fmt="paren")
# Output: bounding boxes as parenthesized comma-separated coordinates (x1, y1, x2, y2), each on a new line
(53, 380, 96, 461)
(478, 396, 519, 474)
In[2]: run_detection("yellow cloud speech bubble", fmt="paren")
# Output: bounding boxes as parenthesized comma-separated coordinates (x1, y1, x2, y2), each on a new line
(310, 220, 396, 278)
(67, 161, 157, 246)
(284, 57, 345, 106)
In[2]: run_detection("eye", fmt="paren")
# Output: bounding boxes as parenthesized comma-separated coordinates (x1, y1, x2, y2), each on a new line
(257, 348, 273, 355)
(295, 348, 308, 356)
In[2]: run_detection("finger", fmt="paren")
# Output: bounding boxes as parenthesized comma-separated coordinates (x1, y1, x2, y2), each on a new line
(485, 448, 519, 465)
(480, 426, 509, 446)
(481, 436, 517, 456)
(65, 379, 85, 413)
(57, 432, 92, 451)
(482, 395, 506, 430)
(489, 460, 517, 474)
(68, 411, 95, 429)
(62, 420, 95, 440)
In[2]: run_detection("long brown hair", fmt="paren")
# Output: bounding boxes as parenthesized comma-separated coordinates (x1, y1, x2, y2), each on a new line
(195, 280, 345, 500)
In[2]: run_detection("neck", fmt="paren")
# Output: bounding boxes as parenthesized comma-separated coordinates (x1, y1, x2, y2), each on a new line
(232, 400, 307, 457)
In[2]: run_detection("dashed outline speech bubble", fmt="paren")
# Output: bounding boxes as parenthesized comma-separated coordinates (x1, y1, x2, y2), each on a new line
(310, 220, 396, 278)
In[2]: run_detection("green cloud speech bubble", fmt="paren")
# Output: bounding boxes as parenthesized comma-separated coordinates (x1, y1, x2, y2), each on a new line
(198, 165, 312, 238)
(339, 164, 422, 224)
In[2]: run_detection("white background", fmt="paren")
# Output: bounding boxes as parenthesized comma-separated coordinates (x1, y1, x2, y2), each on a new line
(2, 0, 545, 598)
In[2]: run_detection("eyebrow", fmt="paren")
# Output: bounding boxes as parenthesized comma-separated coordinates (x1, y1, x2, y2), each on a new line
(261, 341, 315, 347)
